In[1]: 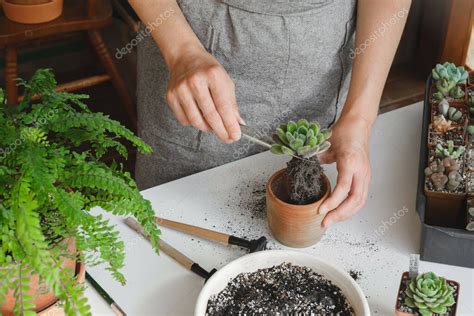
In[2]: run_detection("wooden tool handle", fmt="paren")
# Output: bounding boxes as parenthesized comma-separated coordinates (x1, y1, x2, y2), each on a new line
(155, 217, 230, 244)
(124, 217, 194, 270)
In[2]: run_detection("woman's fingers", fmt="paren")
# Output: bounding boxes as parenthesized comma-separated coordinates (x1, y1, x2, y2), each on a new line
(322, 170, 368, 227)
(208, 72, 241, 141)
(319, 165, 353, 216)
(165, 91, 190, 126)
(175, 85, 211, 132)
(187, 73, 232, 142)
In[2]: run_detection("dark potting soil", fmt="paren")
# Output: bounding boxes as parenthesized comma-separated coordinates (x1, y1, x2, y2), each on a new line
(428, 130, 465, 147)
(348, 269, 362, 281)
(396, 274, 459, 316)
(206, 263, 354, 316)
(286, 156, 325, 204)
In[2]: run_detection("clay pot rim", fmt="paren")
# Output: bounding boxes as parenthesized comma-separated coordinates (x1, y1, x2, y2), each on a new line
(266, 168, 331, 210)
(395, 271, 460, 316)
(3, 0, 59, 9)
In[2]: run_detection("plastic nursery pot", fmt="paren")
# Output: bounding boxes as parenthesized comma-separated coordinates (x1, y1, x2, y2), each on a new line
(466, 199, 474, 231)
(424, 184, 465, 229)
(430, 104, 468, 131)
(395, 272, 460, 316)
(430, 84, 468, 108)
(427, 125, 466, 149)
(0, 238, 84, 316)
(266, 169, 331, 248)
(2, 0, 64, 24)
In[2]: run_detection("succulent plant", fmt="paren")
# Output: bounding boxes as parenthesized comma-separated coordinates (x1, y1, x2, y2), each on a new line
(469, 95, 474, 113)
(432, 115, 453, 133)
(435, 141, 465, 159)
(432, 91, 445, 102)
(425, 158, 462, 191)
(437, 99, 463, 121)
(271, 119, 331, 158)
(432, 62, 468, 97)
(468, 125, 474, 136)
(450, 85, 465, 99)
(430, 172, 448, 190)
(404, 272, 456, 316)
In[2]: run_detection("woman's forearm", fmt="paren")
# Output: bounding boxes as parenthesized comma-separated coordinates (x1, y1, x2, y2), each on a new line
(129, 0, 204, 68)
(340, 0, 412, 132)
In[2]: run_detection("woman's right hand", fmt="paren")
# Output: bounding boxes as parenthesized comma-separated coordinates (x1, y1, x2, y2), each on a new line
(166, 45, 243, 144)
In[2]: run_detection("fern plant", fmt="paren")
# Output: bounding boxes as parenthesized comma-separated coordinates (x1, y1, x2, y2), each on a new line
(0, 69, 160, 315)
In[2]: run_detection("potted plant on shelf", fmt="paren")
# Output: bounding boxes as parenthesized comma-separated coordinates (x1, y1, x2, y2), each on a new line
(431, 63, 468, 105)
(424, 144, 465, 228)
(395, 272, 459, 316)
(266, 119, 331, 248)
(0, 69, 160, 315)
(2, 0, 64, 24)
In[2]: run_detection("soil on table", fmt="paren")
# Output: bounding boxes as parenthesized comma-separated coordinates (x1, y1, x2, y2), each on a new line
(286, 156, 324, 204)
(206, 263, 354, 316)
(396, 273, 459, 316)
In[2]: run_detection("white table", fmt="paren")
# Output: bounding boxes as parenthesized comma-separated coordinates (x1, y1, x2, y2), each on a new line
(86, 102, 474, 316)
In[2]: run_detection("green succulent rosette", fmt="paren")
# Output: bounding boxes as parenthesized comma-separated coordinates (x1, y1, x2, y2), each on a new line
(404, 272, 456, 316)
(270, 119, 331, 158)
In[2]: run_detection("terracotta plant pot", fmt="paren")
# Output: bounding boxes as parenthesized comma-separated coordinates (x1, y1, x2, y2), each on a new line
(395, 272, 460, 316)
(2, 0, 63, 24)
(266, 168, 331, 248)
(0, 238, 84, 315)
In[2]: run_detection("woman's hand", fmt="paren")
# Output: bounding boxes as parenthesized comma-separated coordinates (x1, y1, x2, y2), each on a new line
(318, 114, 372, 227)
(166, 45, 242, 143)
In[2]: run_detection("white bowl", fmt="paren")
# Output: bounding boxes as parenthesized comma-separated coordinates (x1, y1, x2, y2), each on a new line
(195, 250, 370, 316)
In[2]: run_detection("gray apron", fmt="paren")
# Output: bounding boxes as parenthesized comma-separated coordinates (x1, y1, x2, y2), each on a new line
(136, 0, 356, 189)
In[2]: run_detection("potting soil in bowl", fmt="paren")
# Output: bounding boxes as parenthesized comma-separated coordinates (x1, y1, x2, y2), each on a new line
(205, 262, 354, 315)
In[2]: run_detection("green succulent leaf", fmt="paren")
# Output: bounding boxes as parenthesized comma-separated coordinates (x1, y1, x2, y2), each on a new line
(286, 131, 296, 143)
(281, 145, 295, 155)
(297, 126, 308, 135)
(271, 144, 284, 154)
(290, 138, 304, 151)
(296, 119, 309, 128)
(309, 122, 320, 136)
(287, 121, 297, 133)
(276, 128, 288, 145)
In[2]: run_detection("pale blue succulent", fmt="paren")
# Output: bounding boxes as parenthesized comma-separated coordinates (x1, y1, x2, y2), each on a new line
(432, 62, 468, 97)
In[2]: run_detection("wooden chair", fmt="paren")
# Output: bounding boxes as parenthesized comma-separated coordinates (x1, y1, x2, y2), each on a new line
(0, 0, 136, 127)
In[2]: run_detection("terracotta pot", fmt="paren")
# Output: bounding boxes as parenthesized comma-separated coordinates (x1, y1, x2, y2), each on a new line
(395, 272, 460, 316)
(266, 168, 331, 248)
(0, 238, 84, 315)
(2, 0, 63, 24)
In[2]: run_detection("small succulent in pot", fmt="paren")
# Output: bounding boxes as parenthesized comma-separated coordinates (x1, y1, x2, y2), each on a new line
(435, 141, 465, 159)
(432, 115, 453, 133)
(449, 85, 465, 99)
(437, 100, 463, 121)
(404, 272, 456, 316)
(425, 158, 462, 191)
(270, 119, 331, 204)
(432, 62, 468, 98)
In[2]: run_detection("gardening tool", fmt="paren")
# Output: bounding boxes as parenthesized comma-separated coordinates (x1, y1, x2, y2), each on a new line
(155, 216, 267, 253)
(124, 217, 217, 280)
(85, 272, 126, 316)
(239, 124, 310, 161)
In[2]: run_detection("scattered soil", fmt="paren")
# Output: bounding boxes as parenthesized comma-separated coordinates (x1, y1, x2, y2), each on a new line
(206, 263, 354, 316)
(286, 156, 324, 204)
(396, 273, 459, 316)
(349, 269, 362, 281)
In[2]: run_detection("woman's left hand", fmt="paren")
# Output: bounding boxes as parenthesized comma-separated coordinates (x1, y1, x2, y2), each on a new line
(317, 114, 372, 227)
